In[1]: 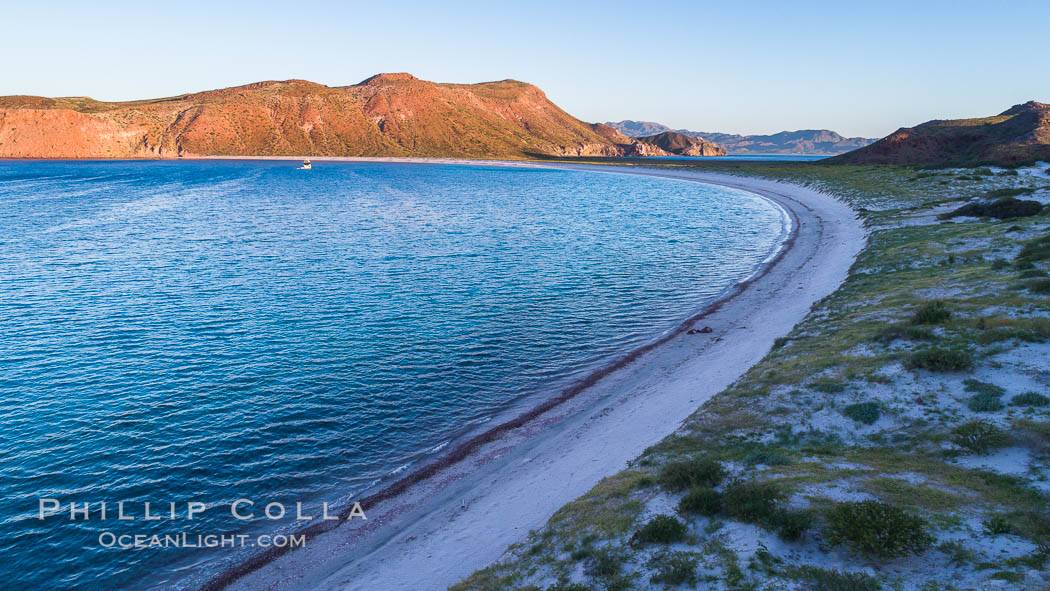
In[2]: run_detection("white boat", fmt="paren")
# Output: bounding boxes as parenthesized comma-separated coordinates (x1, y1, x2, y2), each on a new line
(297, 160, 312, 170)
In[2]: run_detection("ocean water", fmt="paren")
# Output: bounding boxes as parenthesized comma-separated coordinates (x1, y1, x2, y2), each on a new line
(0, 160, 786, 590)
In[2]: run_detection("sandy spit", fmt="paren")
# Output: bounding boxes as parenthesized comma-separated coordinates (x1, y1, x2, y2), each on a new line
(200, 158, 866, 591)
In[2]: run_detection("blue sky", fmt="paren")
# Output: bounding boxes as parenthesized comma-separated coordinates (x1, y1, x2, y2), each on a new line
(4, 0, 1048, 138)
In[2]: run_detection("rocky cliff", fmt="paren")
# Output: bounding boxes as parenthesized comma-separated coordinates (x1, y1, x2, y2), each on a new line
(828, 101, 1050, 166)
(0, 74, 706, 160)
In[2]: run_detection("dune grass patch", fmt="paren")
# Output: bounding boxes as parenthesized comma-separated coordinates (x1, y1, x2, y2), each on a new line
(677, 487, 721, 516)
(657, 457, 725, 492)
(825, 500, 934, 559)
(911, 301, 952, 325)
(1011, 391, 1050, 407)
(904, 347, 974, 372)
(647, 550, 698, 587)
(632, 515, 687, 545)
(843, 402, 881, 425)
(952, 420, 1007, 454)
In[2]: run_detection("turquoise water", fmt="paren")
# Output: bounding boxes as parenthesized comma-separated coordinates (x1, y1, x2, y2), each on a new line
(0, 160, 785, 590)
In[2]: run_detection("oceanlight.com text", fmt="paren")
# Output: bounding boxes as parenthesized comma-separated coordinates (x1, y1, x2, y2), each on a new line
(97, 531, 307, 549)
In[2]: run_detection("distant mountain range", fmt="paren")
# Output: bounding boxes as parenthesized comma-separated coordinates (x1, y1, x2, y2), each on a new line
(0, 74, 726, 160)
(605, 121, 875, 155)
(827, 101, 1050, 166)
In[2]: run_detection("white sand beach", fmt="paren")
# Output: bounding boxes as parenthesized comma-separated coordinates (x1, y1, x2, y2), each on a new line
(212, 162, 867, 591)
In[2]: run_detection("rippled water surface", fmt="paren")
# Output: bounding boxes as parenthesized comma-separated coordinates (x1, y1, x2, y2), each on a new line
(0, 160, 785, 590)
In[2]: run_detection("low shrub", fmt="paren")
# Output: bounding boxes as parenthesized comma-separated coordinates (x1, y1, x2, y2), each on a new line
(1028, 278, 1050, 294)
(647, 549, 698, 587)
(939, 197, 1043, 220)
(911, 301, 951, 325)
(938, 540, 976, 565)
(874, 323, 934, 343)
(990, 571, 1024, 583)
(991, 258, 1013, 270)
(967, 390, 1004, 412)
(825, 500, 934, 559)
(584, 545, 625, 578)
(843, 402, 881, 425)
(742, 450, 791, 467)
(1017, 234, 1050, 263)
(963, 378, 1005, 397)
(1011, 391, 1050, 407)
(657, 457, 726, 491)
(1019, 268, 1049, 279)
(952, 420, 1008, 454)
(812, 379, 847, 393)
(968, 393, 1004, 412)
(546, 584, 590, 591)
(770, 508, 813, 542)
(723, 480, 785, 523)
(905, 347, 974, 372)
(633, 515, 687, 545)
(987, 187, 1036, 198)
(983, 513, 1014, 535)
(678, 487, 721, 516)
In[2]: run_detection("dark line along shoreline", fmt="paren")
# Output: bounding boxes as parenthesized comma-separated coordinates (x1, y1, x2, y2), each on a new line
(196, 168, 801, 591)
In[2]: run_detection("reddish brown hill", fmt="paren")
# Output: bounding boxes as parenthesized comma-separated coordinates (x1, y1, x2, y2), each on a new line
(0, 74, 716, 160)
(829, 101, 1050, 166)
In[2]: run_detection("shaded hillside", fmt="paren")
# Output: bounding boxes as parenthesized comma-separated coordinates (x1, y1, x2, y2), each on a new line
(0, 74, 676, 159)
(696, 129, 873, 155)
(605, 121, 873, 155)
(829, 101, 1050, 166)
(635, 131, 727, 156)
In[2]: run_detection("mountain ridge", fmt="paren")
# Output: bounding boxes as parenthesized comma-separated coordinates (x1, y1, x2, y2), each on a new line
(0, 75, 722, 160)
(605, 120, 874, 155)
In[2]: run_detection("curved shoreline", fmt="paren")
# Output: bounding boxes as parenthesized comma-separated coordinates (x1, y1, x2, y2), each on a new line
(200, 161, 865, 591)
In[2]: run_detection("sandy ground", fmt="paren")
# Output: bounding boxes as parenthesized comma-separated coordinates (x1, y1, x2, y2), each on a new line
(211, 161, 866, 591)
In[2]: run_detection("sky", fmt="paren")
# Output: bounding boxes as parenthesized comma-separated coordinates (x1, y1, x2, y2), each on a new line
(3, 0, 1049, 138)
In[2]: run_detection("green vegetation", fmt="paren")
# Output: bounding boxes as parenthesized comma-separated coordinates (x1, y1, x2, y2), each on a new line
(722, 480, 784, 523)
(1028, 278, 1050, 294)
(677, 487, 721, 516)
(647, 550, 698, 586)
(812, 379, 848, 393)
(967, 392, 1004, 412)
(952, 421, 1007, 454)
(825, 501, 934, 559)
(912, 301, 952, 325)
(875, 323, 934, 343)
(1011, 391, 1050, 407)
(721, 480, 812, 541)
(843, 402, 881, 425)
(785, 565, 882, 591)
(657, 457, 725, 491)
(963, 379, 1005, 397)
(964, 380, 1006, 412)
(983, 513, 1014, 535)
(632, 515, 686, 545)
(905, 347, 974, 372)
